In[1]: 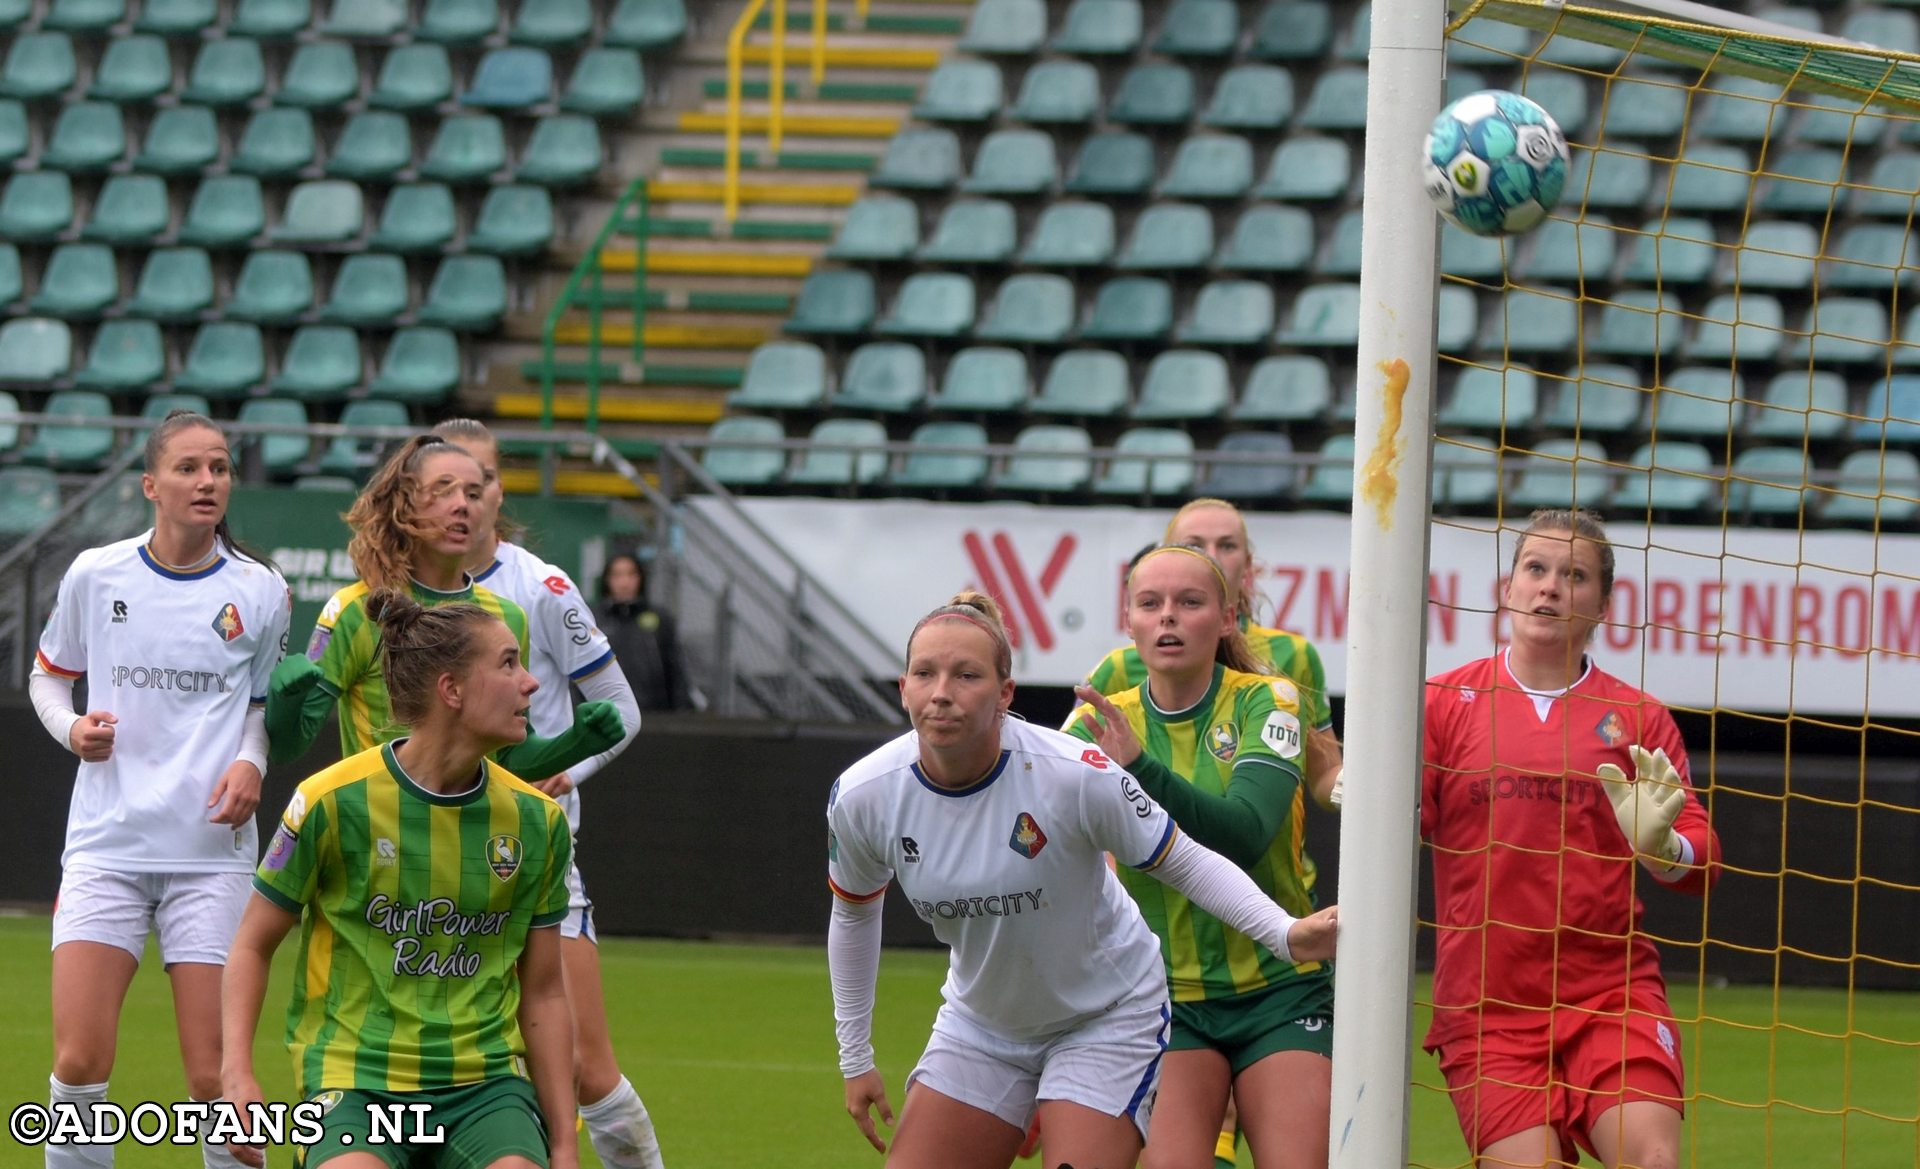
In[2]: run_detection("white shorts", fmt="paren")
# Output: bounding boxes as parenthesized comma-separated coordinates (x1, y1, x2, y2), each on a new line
(909, 999, 1170, 1140)
(51, 866, 250, 966)
(559, 861, 596, 943)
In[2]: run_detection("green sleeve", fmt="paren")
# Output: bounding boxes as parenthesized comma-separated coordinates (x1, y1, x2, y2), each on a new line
(493, 701, 621, 780)
(1126, 752, 1297, 870)
(265, 659, 337, 765)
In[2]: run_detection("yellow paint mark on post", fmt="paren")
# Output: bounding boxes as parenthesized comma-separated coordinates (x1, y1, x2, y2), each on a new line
(1361, 358, 1410, 529)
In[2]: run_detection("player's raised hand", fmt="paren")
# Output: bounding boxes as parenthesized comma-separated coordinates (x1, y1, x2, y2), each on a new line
(68, 710, 117, 762)
(208, 760, 263, 825)
(844, 1068, 895, 1153)
(572, 701, 626, 753)
(271, 653, 324, 695)
(534, 771, 575, 797)
(1596, 744, 1687, 869)
(1286, 904, 1339, 962)
(1071, 685, 1143, 769)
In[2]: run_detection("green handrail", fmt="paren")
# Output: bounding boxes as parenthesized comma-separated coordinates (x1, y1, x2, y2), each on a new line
(538, 176, 652, 438)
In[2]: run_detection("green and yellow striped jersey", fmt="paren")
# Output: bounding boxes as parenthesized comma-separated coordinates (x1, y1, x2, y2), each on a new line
(1068, 664, 1325, 1002)
(306, 579, 531, 757)
(1083, 620, 1333, 731)
(253, 742, 572, 1098)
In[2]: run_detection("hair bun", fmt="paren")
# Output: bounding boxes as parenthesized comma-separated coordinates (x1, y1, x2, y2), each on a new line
(946, 589, 1004, 626)
(364, 587, 424, 639)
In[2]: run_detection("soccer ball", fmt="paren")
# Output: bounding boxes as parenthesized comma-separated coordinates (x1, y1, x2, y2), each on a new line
(1423, 90, 1569, 237)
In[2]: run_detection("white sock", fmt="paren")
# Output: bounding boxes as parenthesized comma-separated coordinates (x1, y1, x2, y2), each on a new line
(579, 1076, 663, 1169)
(196, 1099, 257, 1169)
(47, 1076, 113, 1169)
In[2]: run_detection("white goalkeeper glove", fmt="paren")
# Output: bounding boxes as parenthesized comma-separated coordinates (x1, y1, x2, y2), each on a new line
(1595, 745, 1688, 872)
(1326, 766, 1345, 809)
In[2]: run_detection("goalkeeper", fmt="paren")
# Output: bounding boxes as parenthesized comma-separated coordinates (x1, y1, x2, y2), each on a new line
(1419, 508, 1721, 1169)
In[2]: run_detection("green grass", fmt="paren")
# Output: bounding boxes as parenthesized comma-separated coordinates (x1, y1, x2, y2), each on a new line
(0, 914, 1913, 1167)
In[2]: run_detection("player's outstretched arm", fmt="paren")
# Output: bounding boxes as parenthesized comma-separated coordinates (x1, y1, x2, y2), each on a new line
(221, 892, 299, 1165)
(517, 925, 579, 1169)
(494, 700, 625, 781)
(1150, 833, 1338, 964)
(1596, 744, 1690, 876)
(265, 656, 333, 764)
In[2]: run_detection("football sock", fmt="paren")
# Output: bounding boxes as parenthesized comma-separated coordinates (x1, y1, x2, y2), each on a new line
(1214, 1125, 1238, 1169)
(196, 1099, 257, 1169)
(47, 1076, 113, 1169)
(579, 1076, 664, 1169)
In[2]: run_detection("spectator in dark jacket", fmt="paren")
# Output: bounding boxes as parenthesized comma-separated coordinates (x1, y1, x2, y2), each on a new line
(596, 553, 691, 712)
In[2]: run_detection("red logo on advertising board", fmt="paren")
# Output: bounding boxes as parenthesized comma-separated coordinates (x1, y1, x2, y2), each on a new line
(962, 532, 1077, 651)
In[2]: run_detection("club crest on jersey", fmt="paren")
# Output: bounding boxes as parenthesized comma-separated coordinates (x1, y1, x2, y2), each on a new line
(486, 834, 521, 880)
(1595, 711, 1627, 746)
(1656, 1020, 1677, 1061)
(212, 602, 246, 642)
(1009, 813, 1048, 859)
(1207, 721, 1240, 761)
(309, 1091, 344, 1117)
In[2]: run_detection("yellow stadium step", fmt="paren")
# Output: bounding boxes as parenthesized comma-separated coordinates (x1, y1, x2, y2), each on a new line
(677, 111, 900, 138)
(740, 42, 942, 68)
(551, 321, 774, 349)
(646, 179, 860, 206)
(500, 467, 654, 498)
(598, 250, 814, 277)
(496, 393, 727, 426)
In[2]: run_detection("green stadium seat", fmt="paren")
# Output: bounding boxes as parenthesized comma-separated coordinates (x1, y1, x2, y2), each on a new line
(370, 42, 454, 111)
(1199, 431, 1295, 502)
(962, 129, 1055, 195)
(1013, 60, 1099, 124)
(1750, 371, 1850, 441)
(1793, 92, 1887, 146)
(930, 346, 1027, 412)
(1851, 150, 1920, 218)
(1219, 204, 1313, 272)
(1842, 6, 1920, 53)
(1032, 350, 1129, 417)
(228, 251, 314, 325)
(871, 127, 961, 190)
(1117, 203, 1213, 270)
(278, 41, 360, 108)
(1695, 73, 1781, 142)
(1298, 67, 1368, 131)
(1298, 433, 1355, 504)
(1258, 136, 1351, 201)
(1095, 427, 1195, 498)
(0, 244, 17, 309)
(234, 0, 313, 36)
(1135, 350, 1230, 419)
(605, 0, 686, 49)
(419, 254, 506, 330)
(420, 0, 496, 42)
(322, 0, 406, 36)
(834, 341, 926, 412)
(318, 398, 412, 479)
(1736, 219, 1820, 287)
(180, 175, 265, 246)
(127, 247, 214, 320)
(0, 466, 61, 538)
(1590, 289, 1684, 358)
(321, 253, 409, 324)
(46, 0, 123, 32)
(137, 0, 216, 34)
(917, 199, 1016, 264)
(1520, 72, 1588, 136)
(134, 105, 219, 174)
(1480, 284, 1578, 355)
(876, 272, 975, 337)
(328, 111, 413, 181)
(1652, 367, 1743, 436)
(1, 33, 76, 100)
(789, 417, 888, 489)
(1858, 376, 1920, 444)
(731, 341, 827, 410)
(466, 47, 553, 110)
(1110, 64, 1194, 126)
(562, 49, 645, 116)
(0, 0, 22, 27)
(1065, 131, 1154, 196)
(369, 326, 459, 405)
(1520, 215, 1616, 284)
(0, 318, 73, 382)
(467, 185, 553, 256)
(183, 38, 268, 106)
(82, 174, 169, 244)
(976, 274, 1074, 343)
(1727, 446, 1808, 517)
(1052, 0, 1141, 55)
(175, 322, 265, 397)
(42, 103, 125, 173)
(785, 269, 875, 336)
(0, 170, 73, 241)
(1823, 449, 1920, 526)
(1620, 216, 1719, 285)
(1597, 76, 1687, 139)
(894, 421, 989, 492)
(1178, 280, 1275, 346)
(1160, 134, 1254, 199)
(1609, 439, 1717, 514)
(1758, 147, 1847, 214)
(829, 195, 920, 261)
(1156, 0, 1238, 56)
(1431, 437, 1502, 510)
(1541, 364, 1645, 434)
(1082, 276, 1171, 341)
(1437, 285, 1479, 354)
(237, 398, 312, 478)
(1440, 364, 1537, 431)
(1538, 27, 1622, 67)
(1338, 1, 1370, 60)
(1277, 282, 1360, 346)
(959, 0, 1045, 54)
(1235, 354, 1330, 422)
(77, 319, 167, 390)
(272, 324, 361, 402)
(518, 114, 602, 186)
(371, 183, 457, 252)
(31, 244, 118, 317)
(1318, 209, 1364, 277)
(998, 424, 1095, 494)
(273, 180, 365, 243)
(1785, 298, 1891, 366)
(18, 389, 113, 471)
(141, 396, 208, 438)
(90, 36, 172, 102)
(0, 390, 18, 456)
(511, 0, 589, 43)
(1684, 291, 1785, 362)
(0, 98, 23, 168)
(1819, 223, 1918, 291)
(1251, 0, 1331, 60)
(915, 60, 1002, 123)
(1021, 202, 1114, 267)
(1566, 147, 1652, 211)
(233, 107, 316, 177)
(1203, 64, 1293, 130)
(1441, 227, 1508, 280)
(1508, 438, 1612, 511)
(423, 114, 508, 182)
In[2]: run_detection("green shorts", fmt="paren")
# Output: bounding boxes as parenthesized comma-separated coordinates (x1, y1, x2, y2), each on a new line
(1170, 974, 1336, 1075)
(298, 1077, 549, 1169)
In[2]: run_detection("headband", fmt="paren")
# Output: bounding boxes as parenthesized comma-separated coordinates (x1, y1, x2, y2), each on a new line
(1127, 544, 1232, 598)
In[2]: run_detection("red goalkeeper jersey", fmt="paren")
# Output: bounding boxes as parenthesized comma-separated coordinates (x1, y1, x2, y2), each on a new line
(1420, 650, 1721, 1051)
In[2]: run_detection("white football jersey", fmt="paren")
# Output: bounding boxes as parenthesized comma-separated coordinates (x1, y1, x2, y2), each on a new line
(37, 534, 291, 873)
(829, 717, 1176, 1042)
(474, 541, 617, 824)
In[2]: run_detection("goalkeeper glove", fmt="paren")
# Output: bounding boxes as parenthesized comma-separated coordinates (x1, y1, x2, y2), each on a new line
(1595, 744, 1688, 871)
(1327, 766, 1346, 809)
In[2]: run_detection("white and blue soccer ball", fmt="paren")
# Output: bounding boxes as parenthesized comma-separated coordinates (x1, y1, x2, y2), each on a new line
(1423, 90, 1569, 237)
